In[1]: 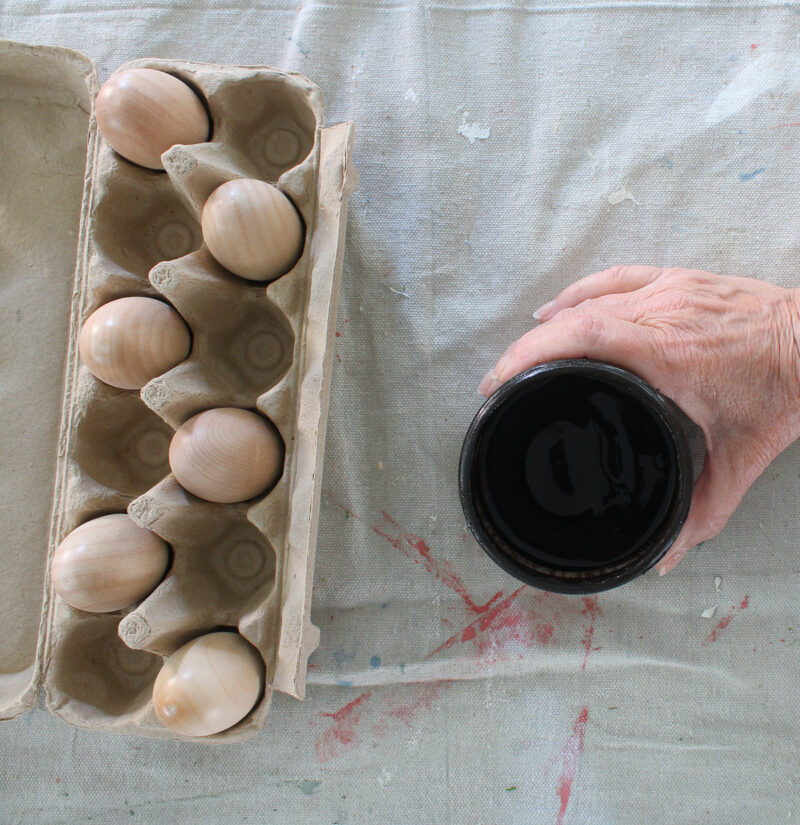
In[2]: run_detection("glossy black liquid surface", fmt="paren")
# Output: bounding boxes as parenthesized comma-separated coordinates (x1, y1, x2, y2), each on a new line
(476, 374, 677, 570)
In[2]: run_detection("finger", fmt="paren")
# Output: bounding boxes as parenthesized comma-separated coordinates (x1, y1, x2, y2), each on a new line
(656, 458, 743, 576)
(478, 308, 655, 397)
(534, 266, 664, 321)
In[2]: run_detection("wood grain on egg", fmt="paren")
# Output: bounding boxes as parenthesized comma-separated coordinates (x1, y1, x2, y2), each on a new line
(152, 632, 265, 736)
(95, 68, 210, 170)
(169, 407, 284, 503)
(201, 178, 304, 281)
(51, 514, 169, 613)
(79, 296, 191, 390)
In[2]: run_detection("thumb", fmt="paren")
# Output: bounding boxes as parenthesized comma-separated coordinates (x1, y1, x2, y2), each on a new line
(478, 308, 656, 397)
(656, 456, 743, 576)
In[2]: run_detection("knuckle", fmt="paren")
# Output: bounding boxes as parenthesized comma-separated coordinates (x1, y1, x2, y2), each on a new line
(607, 265, 631, 284)
(561, 308, 604, 346)
(662, 291, 693, 313)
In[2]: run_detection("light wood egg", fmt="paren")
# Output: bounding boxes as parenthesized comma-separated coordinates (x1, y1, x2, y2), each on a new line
(51, 514, 169, 613)
(95, 68, 210, 169)
(79, 296, 191, 390)
(169, 407, 283, 503)
(201, 178, 304, 281)
(152, 632, 265, 736)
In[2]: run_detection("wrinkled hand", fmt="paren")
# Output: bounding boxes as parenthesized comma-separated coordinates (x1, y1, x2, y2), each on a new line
(478, 266, 800, 575)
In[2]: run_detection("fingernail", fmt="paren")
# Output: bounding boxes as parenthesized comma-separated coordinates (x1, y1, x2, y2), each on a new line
(533, 300, 556, 321)
(478, 355, 510, 397)
(478, 373, 500, 397)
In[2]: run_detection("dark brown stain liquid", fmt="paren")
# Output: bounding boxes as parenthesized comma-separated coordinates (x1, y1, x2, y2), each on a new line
(476, 374, 677, 569)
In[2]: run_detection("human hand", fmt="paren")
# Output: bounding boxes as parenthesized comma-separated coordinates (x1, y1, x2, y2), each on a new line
(478, 266, 800, 575)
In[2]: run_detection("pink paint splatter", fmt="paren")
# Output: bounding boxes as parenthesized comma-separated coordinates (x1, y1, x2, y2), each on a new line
(580, 597, 601, 671)
(425, 586, 527, 658)
(336, 502, 503, 615)
(372, 682, 451, 738)
(315, 692, 371, 762)
(317, 683, 452, 757)
(377, 511, 504, 614)
(556, 707, 589, 825)
(329, 497, 598, 669)
(425, 587, 593, 666)
(703, 595, 749, 645)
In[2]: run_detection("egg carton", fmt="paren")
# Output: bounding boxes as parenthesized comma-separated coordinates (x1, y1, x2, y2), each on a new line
(0, 40, 356, 741)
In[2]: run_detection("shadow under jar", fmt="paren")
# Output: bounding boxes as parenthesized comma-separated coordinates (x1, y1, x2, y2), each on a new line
(459, 360, 694, 594)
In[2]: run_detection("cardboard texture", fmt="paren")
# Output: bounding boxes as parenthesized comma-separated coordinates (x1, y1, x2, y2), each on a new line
(0, 39, 356, 741)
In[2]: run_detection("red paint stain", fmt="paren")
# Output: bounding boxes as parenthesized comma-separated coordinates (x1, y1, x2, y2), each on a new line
(341, 505, 502, 615)
(425, 588, 565, 661)
(315, 692, 371, 762)
(335, 353, 342, 363)
(426, 586, 527, 657)
(370, 682, 451, 739)
(426, 587, 590, 665)
(335, 331, 341, 337)
(461, 625, 476, 642)
(329, 497, 596, 669)
(703, 595, 749, 645)
(556, 707, 589, 825)
(750, 42, 758, 50)
(386, 682, 444, 726)
(580, 597, 601, 671)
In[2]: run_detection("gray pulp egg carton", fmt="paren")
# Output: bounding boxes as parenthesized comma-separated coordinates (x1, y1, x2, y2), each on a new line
(0, 39, 356, 741)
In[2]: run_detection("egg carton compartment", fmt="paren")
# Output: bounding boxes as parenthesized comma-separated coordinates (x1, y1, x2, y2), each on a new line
(122, 477, 278, 660)
(45, 612, 163, 727)
(28, 52, 355, 742)
(144, 248, 295, 426)
(71, 369, 173, 497)
(92, 159, 202, 281)
(45, 609, 270, 741)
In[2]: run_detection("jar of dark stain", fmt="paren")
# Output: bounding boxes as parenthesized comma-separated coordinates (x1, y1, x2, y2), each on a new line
(459, 359, 697, 594)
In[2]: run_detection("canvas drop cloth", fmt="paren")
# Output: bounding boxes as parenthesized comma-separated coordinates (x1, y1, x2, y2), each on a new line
(2, 1, 800, 823)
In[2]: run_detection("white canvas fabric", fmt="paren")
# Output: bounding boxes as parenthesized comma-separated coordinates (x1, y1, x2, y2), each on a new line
(1, 2, 800, 822)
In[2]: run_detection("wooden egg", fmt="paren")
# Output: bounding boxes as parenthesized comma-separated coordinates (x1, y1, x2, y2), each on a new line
(201, 178, 304, 281)
(51, 514, 169, 613)
(95, 68, 210, 169)
(169, 407, 283, 503)
(153, 632, 265, 736)
(79, 296, 191, 390)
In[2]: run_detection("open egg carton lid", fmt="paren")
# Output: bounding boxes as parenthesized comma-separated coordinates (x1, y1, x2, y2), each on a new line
(0, 39, 356, 739)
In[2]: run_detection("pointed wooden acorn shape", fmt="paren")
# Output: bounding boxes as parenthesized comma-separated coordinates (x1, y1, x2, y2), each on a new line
(169, 407, 284, 503)
(79, 297, 191, 390)
(95, 68, 210, 170)
(51, 514, 169, 613)
(201, 178, 304, 281)
(152, 632, 265, 736)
